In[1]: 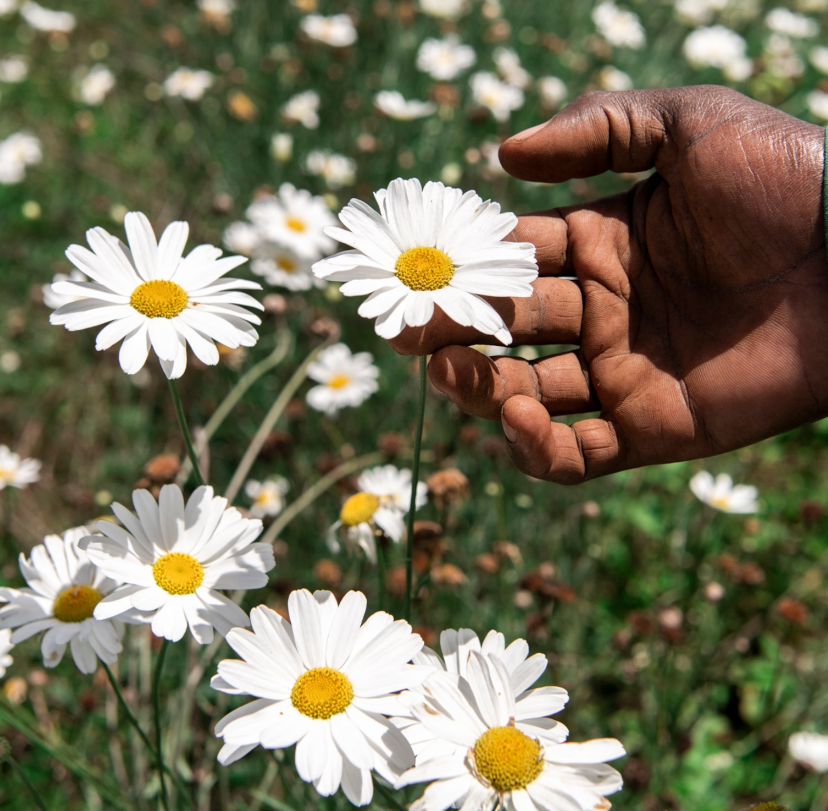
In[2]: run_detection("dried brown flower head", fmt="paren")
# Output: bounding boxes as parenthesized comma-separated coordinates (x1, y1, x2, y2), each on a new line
(426, 468, 469, 509)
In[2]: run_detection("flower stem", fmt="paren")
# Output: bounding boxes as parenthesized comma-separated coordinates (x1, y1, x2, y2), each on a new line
(404, 356, 427, 622)
(168, 378, 206, 487)
(152, 639, 171, 811)
(4, 748, 49, 811)
(377, 539, 386, 612)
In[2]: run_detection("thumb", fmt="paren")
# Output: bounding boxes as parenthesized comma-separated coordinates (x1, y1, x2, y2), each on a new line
(499, 88, 678, 183)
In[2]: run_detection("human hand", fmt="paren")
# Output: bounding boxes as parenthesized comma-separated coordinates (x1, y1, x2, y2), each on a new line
(389, 86, 828, 484)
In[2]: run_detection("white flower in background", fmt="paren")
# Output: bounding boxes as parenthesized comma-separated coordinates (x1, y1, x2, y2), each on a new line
(0, 629, 12, 678)
(470, 71, 524, 121)
(42, 269, 88, 309)
(20, 1, 75, 32)
(789, 732, 828, 772)
(198, 0, 235, 17)
(537, 75, 567, 108)
(723, 54, 754, 81)
(212, 591, 426, 805)
(271, 132, 293, 161)
(300, 14, 357, 47)
(76, 64, 116, 105)
(419, 0, 467, 19)
(689, 471, 758, 513)
(765, 7, 818, 36)
(683, 25, 747, 70)
(596, 65, 633, 90)
(251, 243, 321, 291)
(396, 651, 625, 811)
(416, 35, 476, 81)
(375, 91, 436, 120)
(313, 178, 538, 344)
(810, 45, 828, 74)
(163, 67, 214, 101)
(305, 150, 357, 189)
(0, 527, 125, 674)
(482, 0, 502, 18)
(50, 212, 262, 379)
(763, 34, 803, 79)
(0, 131, 42, 184)
(246, 184, 337, 259)
(84, 485, 274, 644)
(493, 47, 532, 89)
(327, 465, 426, 563)
(282, 90, 320, 129)
(223, 221, 261, 256)
(806, 89, 828, 121)
(307, 343, 379, 417)
(0, 445, 40, 490)
(0, 351, 21, 373)
(0, 55, 28, 83)
(0, 0, 19, 16)
(245, 477, 290, 519)
(592, 1, 646, 49)
(674, 0, 729, 26)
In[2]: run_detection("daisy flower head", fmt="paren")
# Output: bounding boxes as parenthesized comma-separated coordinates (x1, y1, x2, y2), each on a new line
(245, 477, 290, 519)
(0, 629, 13, 678)
(493, 47, 532, 90)
(689, 471, 758, 513)
(807, 90, 828, 121)
(222, 220, 261, 256)
(416, 35, 476, 81)
(312, 178, 538, 345)
(397, 651, 625, 811)
(0, 131, 42, 185)
(163, 67, 214, 101)
(375, 91, 436, 120)
(246, 184, 337, 260)
(592, 1, 646, 49)
(282, 90, 320, 129)
(357, 464, 427, 514)
(305, 149, 357, 190)
(0, 445, 40, 491)
(251, 243, 322, 292)
(300, 13, 358, 47)
(76, 64, 116, 105)
(20, 0, 75, 32)
(212, 590, 427, 805)
(789, 732, 828, 773)
(306, 343, 379, 418)
(83, 485, 274, 644)
(49, 211, 262, 379)
(471, 72, 525, 122)
(0, 55, 28, 83)
(0, 527, 125, 674)
(419, 0, 468, 20)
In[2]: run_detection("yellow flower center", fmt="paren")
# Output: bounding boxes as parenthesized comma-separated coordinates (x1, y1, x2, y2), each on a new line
(130, 280, 188, 319)
(152, 553, 204, 595)
(277, 257, 297, 272)
(53, 585, 104, 623)
(291, 667, 354, 719)
(340, 492, 379, 526)
(395, 246, 454, 291)
(286, 217, 307, 233)
(711, 496, 730, 509)
(473, 726, 544, 793)
(327, 374, 350, 390)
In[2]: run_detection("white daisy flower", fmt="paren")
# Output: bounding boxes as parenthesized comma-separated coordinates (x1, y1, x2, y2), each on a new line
(596, 65, 633, 90)
(811, 45, 828, 74)
(397, 651, 625, 811)
(42, 270, 89, 309)
(0, 445, 40, 491)
(20, 0, 75, 32)
(375, 90, 436, 120)
(537, 76, 567, 108)
(0, 55, 28, 83)
(0, 0, 18, 17)
(305, 149, 357, 190)
(0, 527, 125, 674)
(49, 211, 262, 379)
(789, 732, 828, 772)
(198, 0, 235, 17)
(271, 132, 293, 161)
(765, 7, 818, 37)
(251, 243, 323, 292)
(807, 89, 828, 121)
(493, 47, 532, 90)
(0, 131, 42, 185)
(357, 464, 427, 515)
(83, 485, 274, 644)
(470, 71, 525, 122)
(592, 1, 646, 49)
(312, 178, 537, 345)
(222, 221, 261, 256)
(246, 184, 337, 260)
(306, 343, 379, 418)
(416, 35, 476, 81)
(245, 477, 290, 519)
(76, 64, 116, 105)
(211, 590, 426, 805)
(300, 13, 358, 47)
(282, 90, 321, 129)
(683, 25, 747, 70)
(689, 471, 758, 513)
(0, 628, 12, 677)
(163, 67, 214, 101)
(418, 0, 467, 20)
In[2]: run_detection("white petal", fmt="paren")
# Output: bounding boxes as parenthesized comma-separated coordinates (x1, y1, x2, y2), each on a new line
(124, 212, 160, 281)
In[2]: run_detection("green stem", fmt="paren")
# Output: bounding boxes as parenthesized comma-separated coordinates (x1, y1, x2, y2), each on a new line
(377, 539, 386, 612)
(6, 752, 50, 811)
(405, 356, 427, 622)
(152, 640, 171, 811)
(168, 378, 206, 487)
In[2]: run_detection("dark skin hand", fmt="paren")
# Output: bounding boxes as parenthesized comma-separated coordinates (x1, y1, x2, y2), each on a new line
(389, 86, 828, 484)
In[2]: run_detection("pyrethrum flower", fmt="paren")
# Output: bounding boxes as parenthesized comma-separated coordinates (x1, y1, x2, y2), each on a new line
(538, 76, 567, 108)
(251, 243, 320, 291)
(305, 150, 357, 189)
(163, 67, 214, 100)
(0, 527, 125, 674)
(20, 0, 75, 32)
(419, 0, 467, 19)
(789, 732, 828, 772)
(0, 55, 28, 83)
(300, 13, 357, 47)
(493, 47, 532, 90)
(0, 131, 42, 184)
(245, 477, 290, 519)
(471, 72, 524, 122)
(84, 485, 274, 643)
(397, 651, 625, 811)
(592, 1, 646, 48)
(0, 445, 40, 490)
(282, 90, 320, 129)
(76, 64, 116, 105)
(313, 178, 538, 344)
(375, 91, 436, 120)
(326, 464, 426, 563)
(306, 343, 379, 417)
(0, 629, 13, 678)
(50, 211, 262, 379)
(416, 35, 476, 81)
(212, 590, 426, 805)
(689, 471, 758, 513)
(596, 65, 633, 91)
(682, 25, 747, 70)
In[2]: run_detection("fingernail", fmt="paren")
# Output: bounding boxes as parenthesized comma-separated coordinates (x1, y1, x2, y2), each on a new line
(508, 122, 546, 143)
(502, 417, 517, 443)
